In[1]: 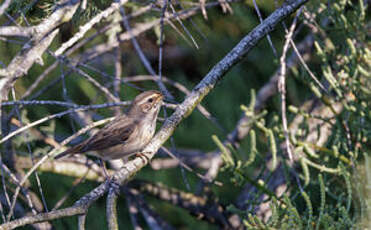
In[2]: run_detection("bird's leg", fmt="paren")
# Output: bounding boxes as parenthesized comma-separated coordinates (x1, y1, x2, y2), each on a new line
(100, 159, 121, 192)
(100, 159, 110, 180)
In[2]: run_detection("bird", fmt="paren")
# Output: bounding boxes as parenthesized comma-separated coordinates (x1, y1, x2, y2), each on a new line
(55, 90, 164, 161)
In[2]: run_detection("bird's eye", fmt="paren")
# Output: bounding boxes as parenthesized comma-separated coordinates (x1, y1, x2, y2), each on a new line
(147, 98, 154, 103)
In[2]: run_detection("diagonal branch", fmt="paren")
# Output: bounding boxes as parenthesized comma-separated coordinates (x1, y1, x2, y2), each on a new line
(0, 0, 308, 228)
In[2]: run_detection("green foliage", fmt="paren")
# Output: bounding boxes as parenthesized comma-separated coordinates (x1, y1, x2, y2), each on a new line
(213, 0, 370, 229)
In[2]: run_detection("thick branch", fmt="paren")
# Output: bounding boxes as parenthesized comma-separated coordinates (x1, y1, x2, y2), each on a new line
(106, 188, 119, 230)
(0, 206, 86, 230)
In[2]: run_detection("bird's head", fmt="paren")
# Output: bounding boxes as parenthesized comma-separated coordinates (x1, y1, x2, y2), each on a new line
(128, 90, 164, 118)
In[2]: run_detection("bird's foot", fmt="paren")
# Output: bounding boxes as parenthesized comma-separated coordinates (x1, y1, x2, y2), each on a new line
(108, 178, 121, 193)
(135, 152, 151, 164)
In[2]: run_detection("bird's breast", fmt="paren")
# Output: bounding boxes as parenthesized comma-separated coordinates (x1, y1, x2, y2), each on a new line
(99, 117, 157, 160)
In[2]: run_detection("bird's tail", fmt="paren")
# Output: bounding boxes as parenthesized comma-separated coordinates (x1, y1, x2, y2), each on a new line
(54, 145, 80, 159)
(54, 150, 71, 159)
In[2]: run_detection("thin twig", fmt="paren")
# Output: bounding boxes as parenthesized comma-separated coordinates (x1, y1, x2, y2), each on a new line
(120, 6, 174, 101)
(252, 0, 277, 57)
(113, 42, 122, 115)
(126, 194, 144, 230)
(82, 1, 231, 68)
(169, 3, 199, 49)
(10, 89, 44, 217)
(126, 188, 175, 230)
(277, 7, 303, 163)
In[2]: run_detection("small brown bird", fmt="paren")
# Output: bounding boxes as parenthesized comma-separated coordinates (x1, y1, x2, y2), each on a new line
(55, 90, 164, 160)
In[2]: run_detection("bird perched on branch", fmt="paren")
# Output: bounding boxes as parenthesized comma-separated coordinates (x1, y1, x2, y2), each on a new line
(55, 90, 164, 160)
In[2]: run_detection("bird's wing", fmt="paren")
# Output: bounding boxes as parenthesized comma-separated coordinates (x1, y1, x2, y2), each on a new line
(54, 116, 135, 159)
(79, 118, 136, 152)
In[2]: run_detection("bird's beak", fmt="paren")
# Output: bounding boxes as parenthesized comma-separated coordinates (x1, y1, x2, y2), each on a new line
(156, 93, 164, 103)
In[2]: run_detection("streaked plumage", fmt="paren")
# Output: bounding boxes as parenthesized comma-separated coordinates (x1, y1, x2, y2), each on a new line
(55, 90, 163, 160)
